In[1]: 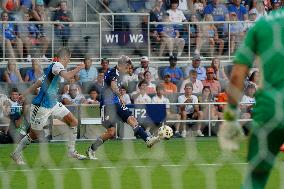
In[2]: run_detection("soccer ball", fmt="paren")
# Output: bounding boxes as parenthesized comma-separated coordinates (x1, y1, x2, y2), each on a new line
(158, 125, 173, 140)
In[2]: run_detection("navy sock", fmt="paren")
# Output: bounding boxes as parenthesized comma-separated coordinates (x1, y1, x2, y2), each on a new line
(133, 125, 149, 142)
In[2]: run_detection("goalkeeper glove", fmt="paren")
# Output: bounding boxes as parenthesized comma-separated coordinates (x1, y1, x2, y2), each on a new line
(218, 105, 243, 151)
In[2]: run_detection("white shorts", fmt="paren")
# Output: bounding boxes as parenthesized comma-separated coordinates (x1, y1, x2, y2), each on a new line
(30, 102, 70, 130)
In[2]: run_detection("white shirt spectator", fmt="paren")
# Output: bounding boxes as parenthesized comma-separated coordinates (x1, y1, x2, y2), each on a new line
(62, 93, 86, 105)
(167, 9, 186, 22)
(132, 93, 151, 104)
(178, 94, 198, 114)
(134, 67, 159, 80)
(178, 0, 189, 11)
(152, 95, 170, 108)
(86, 98, 99, 104)
(241, 95, 255, 104)
(121, 93, 131, 104)
(180, 79, 203, 94)
(0, 94, 10, 118)
(122, 73, 139, 85)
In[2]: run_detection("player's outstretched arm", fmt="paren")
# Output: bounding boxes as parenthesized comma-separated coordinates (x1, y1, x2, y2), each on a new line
(110, 80, 125, 104)
(218, 64, 249, 151)
(59, 63, 85, 82)
(22, 79, 42, 97)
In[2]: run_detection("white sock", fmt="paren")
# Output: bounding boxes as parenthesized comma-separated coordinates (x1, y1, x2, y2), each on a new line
(14, 134, 32, 156)
(68, 127, 77, 153)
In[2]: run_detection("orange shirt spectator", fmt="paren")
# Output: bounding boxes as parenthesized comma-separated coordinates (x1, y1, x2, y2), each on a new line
(216, 91, 228, 112)
(202, 67, 221, 96)
(161, 73, 177, 94)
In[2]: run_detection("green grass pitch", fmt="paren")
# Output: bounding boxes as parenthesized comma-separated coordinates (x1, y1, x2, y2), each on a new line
(0, 138, 283, 189)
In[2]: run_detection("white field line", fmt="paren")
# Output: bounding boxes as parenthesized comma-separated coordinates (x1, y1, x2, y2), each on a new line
(0, 162, 248, 173)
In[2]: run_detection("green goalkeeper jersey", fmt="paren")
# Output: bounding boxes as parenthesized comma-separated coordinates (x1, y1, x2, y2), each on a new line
(234, 8, 284, 124)
(234, 9, 284, 90)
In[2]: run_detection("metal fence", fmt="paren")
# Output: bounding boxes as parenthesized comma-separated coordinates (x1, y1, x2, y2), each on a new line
(0, 102, 253, 142)
(0, 13, 255, 63)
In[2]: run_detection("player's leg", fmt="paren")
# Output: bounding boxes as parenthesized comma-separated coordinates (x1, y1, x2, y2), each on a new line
(241, 124, 284, 189)
(117, 103, 161, 148)
(53, 102, 86, 160)
(11, 105, 49, 165)
(87, 127, 116, 160)
(87, 105, 117, 159)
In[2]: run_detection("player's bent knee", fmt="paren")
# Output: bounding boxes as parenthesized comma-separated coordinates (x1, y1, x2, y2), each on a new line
(104, 128, 116, 139)
(63, 113, 78, 127)
(29, 128, 39, 140)
(127, 116, 138, 127)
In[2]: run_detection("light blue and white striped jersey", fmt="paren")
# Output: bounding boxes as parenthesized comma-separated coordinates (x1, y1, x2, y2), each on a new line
(32, 62, 65, 108)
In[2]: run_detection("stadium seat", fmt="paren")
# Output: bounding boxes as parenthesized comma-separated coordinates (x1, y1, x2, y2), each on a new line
(19, 67, 32, 80)
(81, 81, 96, 95)
(158, 66, 167, 79)
(0, 82, 8, 93)
(128, 0, 145, 12)
(167, 93, 180, 114)
(0, 67, 6, 82)
(127, 81, 138, 93)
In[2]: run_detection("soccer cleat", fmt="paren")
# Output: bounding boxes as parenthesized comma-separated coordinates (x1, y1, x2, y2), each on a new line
(218, 121, 242, 151)
(68, 150, 87, 160)
(181, 130, 187, 138)
(197, 130, 204, 137)
(173, 131, 182, 138)
(10, 153, 26, 165)
(86, 147, 98, 160)
(146, 136, 161, 148)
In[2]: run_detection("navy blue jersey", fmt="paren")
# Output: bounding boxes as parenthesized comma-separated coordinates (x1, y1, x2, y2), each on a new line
(32, 62, 65, 108)
(101, 67, 122, 105)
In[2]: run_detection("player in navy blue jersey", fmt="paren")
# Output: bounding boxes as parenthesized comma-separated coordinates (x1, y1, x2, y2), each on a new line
(86, 55, 161, 160)
(11, 48, 86, 165)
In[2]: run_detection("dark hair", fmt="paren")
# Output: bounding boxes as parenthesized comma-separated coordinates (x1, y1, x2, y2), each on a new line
(249, 71, 258, 82)
(88, 87, 99, 95)
(189, 69, 197, 75)
(1, 11, 8, 18)
(9, 87, 19, 94)
(57, 47, 71, 59)
(138, 80, 148, 87)
(120, 85, 128, 90)
(245, 84, 256, 95)
(156, 84, 164, 91)
(184, 82, 193, 88)
(84, 56, 92, 62)
(101, 57, 109, 63)
(143, 70, 151, 78)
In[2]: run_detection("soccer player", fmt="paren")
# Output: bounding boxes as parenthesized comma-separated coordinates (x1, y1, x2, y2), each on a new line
(86, 55, 161, 160)
(219, 8, 284, 189)
(11, 47, 86, 165)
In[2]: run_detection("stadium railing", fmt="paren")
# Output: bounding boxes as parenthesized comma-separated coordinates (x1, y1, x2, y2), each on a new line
(0, 16, 255, 65)
(0, 102, 253, 142)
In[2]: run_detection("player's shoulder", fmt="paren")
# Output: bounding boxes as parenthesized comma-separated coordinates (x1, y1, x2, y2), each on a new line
(256, 9, 284, 27)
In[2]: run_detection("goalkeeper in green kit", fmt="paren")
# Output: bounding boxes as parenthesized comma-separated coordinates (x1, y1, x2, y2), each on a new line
(218, 7, 284, 189)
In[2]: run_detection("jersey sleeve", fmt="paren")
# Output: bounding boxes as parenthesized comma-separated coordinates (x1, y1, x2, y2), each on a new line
(105, 70, 117, 86)
(52, 62, 66, 75)
(233, 20, 259, 68)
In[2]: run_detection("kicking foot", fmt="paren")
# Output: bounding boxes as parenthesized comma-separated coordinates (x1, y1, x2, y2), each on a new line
(86, 147, 98, 160)
(146, 136, 161, 148)
(68, 150, 87, 160)
(10, 153, 26, 165)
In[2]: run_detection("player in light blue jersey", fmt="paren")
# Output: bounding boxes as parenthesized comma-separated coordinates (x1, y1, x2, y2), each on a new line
(11, 48, 86, 165)
(86, 55, 161, 160)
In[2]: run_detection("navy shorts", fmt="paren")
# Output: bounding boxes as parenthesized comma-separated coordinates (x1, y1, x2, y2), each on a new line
(101, 103, 132, 128)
